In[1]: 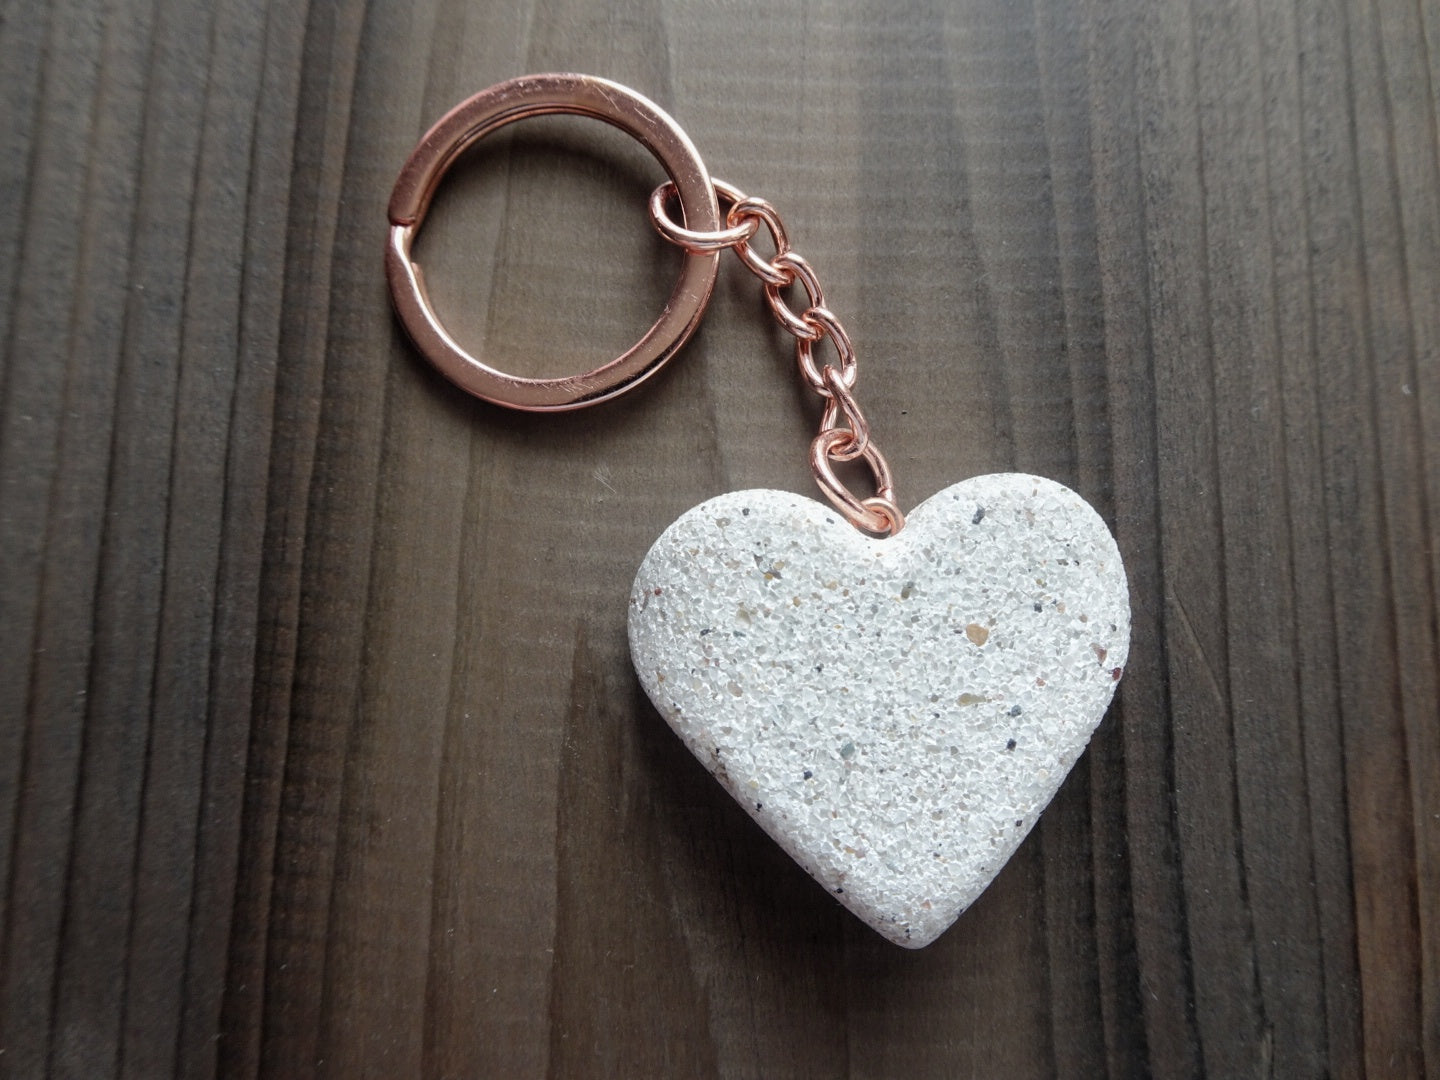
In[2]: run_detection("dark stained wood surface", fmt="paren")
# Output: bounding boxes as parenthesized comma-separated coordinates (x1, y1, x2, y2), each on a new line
(1, 0, 1437, 1075)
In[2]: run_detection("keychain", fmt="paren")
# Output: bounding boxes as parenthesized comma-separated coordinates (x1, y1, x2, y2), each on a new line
(387, 73, 1130, 948)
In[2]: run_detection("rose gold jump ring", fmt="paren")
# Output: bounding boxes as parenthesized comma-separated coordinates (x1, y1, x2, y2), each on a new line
(728, 197, 793, 287)
(763, 252, 826, 341)
(819, 365, 871, 459)
(648, 177, 758, 253)
(860, 496, 905, 535)
(795, 307, 857, 395)
(810, 429, 904, 536)
(386, 73, 720, 411)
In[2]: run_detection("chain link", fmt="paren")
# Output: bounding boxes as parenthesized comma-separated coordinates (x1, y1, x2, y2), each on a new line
(819, 364, 869, 460)
(649, 179, 905, 536)
(763, 252, 825, 341)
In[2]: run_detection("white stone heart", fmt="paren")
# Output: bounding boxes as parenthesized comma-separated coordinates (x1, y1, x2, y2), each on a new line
(628, 475, 1129, 947)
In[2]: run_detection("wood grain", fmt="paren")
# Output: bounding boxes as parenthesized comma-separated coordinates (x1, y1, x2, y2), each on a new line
(1, 0, 1437, 1075)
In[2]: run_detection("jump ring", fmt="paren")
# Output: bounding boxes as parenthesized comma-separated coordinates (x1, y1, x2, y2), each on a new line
(649, 177, 759, 253)
(860, 497, 905, 536)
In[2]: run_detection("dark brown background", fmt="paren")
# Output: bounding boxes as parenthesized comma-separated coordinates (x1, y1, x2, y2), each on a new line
(1, 0, 1437, 1076)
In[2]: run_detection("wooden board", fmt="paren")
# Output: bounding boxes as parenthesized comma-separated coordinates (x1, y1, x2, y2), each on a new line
(0, 0, 1437, 1075)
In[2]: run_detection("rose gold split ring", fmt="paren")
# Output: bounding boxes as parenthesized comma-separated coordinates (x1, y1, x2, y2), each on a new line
(386, 73, 721, 411)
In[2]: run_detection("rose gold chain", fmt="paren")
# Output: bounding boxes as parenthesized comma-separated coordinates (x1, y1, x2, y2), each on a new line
(649, 179, 905, 537)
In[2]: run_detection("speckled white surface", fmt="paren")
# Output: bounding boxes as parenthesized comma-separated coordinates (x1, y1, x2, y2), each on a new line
(628, 475, 1130, 948)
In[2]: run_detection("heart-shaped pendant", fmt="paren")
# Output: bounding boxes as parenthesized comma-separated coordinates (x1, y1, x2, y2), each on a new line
(629, 474, 1130, 947)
